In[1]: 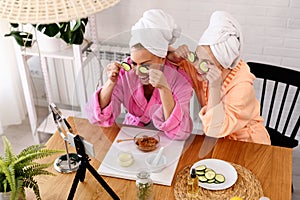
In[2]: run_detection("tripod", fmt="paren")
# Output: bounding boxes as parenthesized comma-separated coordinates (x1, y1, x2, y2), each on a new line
(50, 103, 79, 173)
(67, 135, 120, 200)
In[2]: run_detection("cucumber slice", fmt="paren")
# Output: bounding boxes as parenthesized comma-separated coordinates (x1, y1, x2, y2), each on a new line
(198, 176, 208, 182)
(196, 171, 205, 176)
(207, 179, 215, 183)
(194, 164, 225, 184)
(187, 52, 196, 63)
(205, 168, 213, 172)
(121, 62, 131, 71)
(195, 165, 206, 171)
(139, 66, 149, 74)
(199, 61, 209, 73)
(204, 170, 216, 180)
(215, 174, 225, 183)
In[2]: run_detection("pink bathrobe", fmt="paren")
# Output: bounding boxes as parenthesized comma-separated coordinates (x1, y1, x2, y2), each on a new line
(85, 59, 193, 140)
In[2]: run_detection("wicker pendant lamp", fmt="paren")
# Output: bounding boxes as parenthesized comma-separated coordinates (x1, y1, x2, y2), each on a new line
(0, 0, 119, 24)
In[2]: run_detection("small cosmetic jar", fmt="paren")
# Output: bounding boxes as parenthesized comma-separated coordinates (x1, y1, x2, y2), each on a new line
(118, 151, 134, 167)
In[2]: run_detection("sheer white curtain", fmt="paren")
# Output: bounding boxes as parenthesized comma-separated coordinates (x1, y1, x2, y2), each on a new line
(0, 20, 26, 134)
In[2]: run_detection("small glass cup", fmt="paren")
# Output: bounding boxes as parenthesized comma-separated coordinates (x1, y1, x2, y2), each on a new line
(136, 169, 154, 200)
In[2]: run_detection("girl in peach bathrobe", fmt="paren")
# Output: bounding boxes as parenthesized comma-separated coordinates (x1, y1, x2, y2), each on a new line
(168, 11, 270, 145)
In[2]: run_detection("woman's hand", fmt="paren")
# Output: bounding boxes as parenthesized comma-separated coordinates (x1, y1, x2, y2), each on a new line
(206, 66, 222, 89)
(99, 62, 121, 109)
(167, 45, 190, 63)
(106, 62, 121, 83)
(205, 66, 222, 110)
(149, 68, 174, 120)
(148, 69, 171, 91)
(175, 44, 190, 59)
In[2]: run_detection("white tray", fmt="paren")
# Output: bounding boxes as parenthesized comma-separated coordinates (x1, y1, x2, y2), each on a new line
(98, 126, 185, 186)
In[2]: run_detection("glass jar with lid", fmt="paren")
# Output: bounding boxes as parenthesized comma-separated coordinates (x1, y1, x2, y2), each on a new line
(136, 169, 154, 200)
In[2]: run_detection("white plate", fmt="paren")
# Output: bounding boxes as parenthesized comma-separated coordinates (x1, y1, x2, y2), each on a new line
(190, 158, 238, 190)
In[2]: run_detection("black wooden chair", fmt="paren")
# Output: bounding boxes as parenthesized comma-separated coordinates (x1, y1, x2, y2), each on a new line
(247, 62, 300, 148)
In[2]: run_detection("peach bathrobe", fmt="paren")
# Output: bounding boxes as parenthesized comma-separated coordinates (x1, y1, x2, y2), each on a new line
(174, 59, 271, 145)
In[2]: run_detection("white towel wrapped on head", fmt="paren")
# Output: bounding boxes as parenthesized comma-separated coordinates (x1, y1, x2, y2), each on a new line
(129, 9, 181, 58)
(198, 11, 243, 69)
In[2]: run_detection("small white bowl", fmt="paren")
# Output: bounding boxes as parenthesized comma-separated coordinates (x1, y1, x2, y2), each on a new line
(145, 153, 167, 173)
(118, 151, 134, 167)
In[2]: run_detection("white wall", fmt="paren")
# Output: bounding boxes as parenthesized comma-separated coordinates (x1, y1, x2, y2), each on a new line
(0, 20, 26, 132)
(94, 0, 300, 71)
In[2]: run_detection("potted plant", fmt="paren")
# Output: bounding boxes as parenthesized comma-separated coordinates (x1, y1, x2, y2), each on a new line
(4, 18, 88, 47)
(0, 136, 64, 200)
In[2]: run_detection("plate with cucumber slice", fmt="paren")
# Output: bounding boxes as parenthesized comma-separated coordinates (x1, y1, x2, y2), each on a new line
(190, 158, 238, 190)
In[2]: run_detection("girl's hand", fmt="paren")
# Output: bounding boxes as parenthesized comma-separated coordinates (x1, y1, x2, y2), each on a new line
(206, 66, 222, 88)
(100, 62, 121, 109)
(175, 44, 190, 59)
(149, 69, 171, 90)
(106, 62, 121, 83)
(167, 45, 190, 63)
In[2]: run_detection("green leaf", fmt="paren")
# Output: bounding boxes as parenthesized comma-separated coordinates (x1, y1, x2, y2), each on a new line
(60, 22, 72, 44)
(37, 23, 60, 37)
(5, 17, 88, 47)
(0, 136, 63, 198)
(72, 20, 81, 32)
(70, 27, 84, 45)
(10, 23, 19, 28)
(4, 31, 33, 47)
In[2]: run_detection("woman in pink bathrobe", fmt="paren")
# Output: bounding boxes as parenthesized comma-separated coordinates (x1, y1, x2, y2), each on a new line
(168, 11, 271, 145)
(85, 9, 193, 140)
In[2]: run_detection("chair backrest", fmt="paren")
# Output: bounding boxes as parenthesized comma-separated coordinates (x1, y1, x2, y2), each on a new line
(247, 62, 300, 148)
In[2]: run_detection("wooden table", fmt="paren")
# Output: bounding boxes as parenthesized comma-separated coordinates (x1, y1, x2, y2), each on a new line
(26, 117, 292, 200)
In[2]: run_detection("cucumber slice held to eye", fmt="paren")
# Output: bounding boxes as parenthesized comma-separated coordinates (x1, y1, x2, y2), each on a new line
(187, 52, 196, 63)
(199, 61, 209, 73)
(139, 66, 149, 74)
(121, 62, 131, 71)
